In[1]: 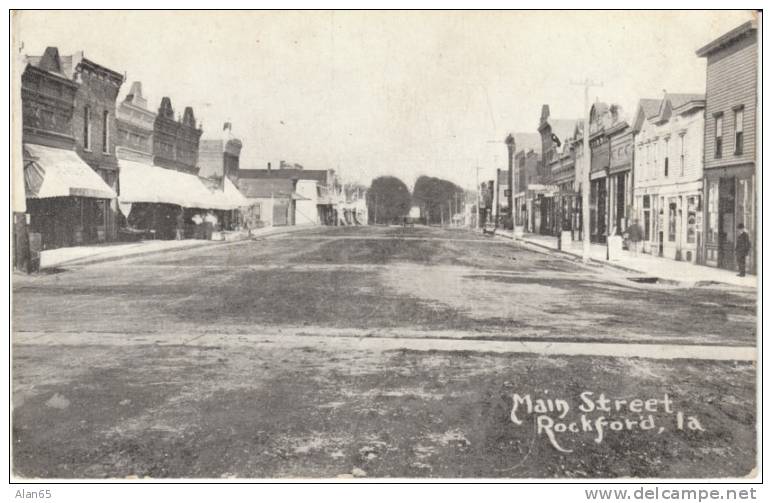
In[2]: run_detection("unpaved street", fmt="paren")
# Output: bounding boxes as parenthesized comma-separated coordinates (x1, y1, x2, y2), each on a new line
(12, 226, 757, 478)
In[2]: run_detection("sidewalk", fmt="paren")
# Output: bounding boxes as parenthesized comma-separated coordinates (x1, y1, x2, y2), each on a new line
(36, 225, 303, 269)
(495, 229, 757, 289)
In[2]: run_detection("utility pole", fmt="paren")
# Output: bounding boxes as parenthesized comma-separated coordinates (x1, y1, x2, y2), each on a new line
(570, 78, 603, 263)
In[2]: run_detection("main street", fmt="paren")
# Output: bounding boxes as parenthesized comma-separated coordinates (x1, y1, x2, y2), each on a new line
(12, 226, 757, 478)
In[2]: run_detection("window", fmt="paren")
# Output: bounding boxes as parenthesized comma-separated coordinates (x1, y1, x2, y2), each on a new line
(734, 107, 744, 155)
(652, 142, 658, 179)
(668, 199, 677, 242)
(714, 114, 723, 158)
(83, 106, 91, 150)
(686, 196, 700, 244)
(679, 133, 686, 176)
(642, 195, 651, 241)
(102, 110, 109, 154)
(664, 138, 669, 177)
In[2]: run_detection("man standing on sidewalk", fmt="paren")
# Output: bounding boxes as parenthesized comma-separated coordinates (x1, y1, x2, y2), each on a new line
(735, 223, 751, 277)
(625, 219, 644, 255)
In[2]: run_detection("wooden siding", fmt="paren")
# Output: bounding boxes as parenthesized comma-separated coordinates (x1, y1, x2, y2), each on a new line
(703, 31, 757, 170)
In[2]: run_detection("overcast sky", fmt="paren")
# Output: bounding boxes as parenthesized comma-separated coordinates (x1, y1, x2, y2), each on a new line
(14, 10, 755, 189)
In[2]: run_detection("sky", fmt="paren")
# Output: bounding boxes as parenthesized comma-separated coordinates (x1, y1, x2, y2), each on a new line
(13, 10, 756, 189)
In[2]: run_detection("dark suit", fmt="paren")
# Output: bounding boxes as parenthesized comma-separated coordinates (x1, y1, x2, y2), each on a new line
(735, 230, 751, 276)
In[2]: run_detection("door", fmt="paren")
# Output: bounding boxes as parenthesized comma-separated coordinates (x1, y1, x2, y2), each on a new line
(615, 175, 625, 235)
(273, 200, 289, 226)
(718, 177, 736, 270)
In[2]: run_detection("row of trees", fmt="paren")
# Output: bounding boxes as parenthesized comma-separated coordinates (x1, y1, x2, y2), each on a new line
(366, 175, 465, 225)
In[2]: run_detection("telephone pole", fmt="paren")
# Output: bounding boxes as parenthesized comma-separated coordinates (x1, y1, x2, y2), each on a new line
(570, 78, 603, 263)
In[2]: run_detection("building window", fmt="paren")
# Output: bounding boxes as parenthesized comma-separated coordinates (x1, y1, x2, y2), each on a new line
(83, 106, 91, 150)
(668, 199, 677, 242)
(679, 133, 685, 176)
(102, 110, 109, 154)
(686, 196, 700, 244)
(642, 195, 651, 241)
(714, 113, 723, 158)
(734, 107, 744, 155)
(664, 138, 669, 177)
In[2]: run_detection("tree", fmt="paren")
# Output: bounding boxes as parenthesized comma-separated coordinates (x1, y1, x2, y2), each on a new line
(411, 176, 465, 225)
(367, 176, 411, 224)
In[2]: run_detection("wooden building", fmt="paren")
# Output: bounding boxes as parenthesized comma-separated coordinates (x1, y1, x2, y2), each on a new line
(696, 19, 758, 273)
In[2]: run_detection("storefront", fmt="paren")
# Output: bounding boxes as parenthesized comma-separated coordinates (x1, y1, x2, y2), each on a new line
(118, 159, 248, 239)
(643, 183, 703, 263)
(607, 170, 631, 237)
(23, 143, 117, 250)
(703, 164, 755, 273)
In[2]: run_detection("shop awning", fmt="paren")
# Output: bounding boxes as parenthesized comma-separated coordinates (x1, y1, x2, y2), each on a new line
(119, 159, 214, 208)
(23, 143, 117, 200)
(206, 178, 252, 210)
(119, 159, 251, 210)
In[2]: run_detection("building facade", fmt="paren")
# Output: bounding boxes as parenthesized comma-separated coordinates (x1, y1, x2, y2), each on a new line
(696, 20, 758, 273)
(116, 81, 155, 164)
(153, 97, 203, 174)
(632, 94, 706, 263)
(607, 122, 634, 238)
(538, 105, 579, 237)
(71, 55, 125, 242)
(21, 47, 117, 251)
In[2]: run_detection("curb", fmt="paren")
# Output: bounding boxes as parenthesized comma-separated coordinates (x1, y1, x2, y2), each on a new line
(41, 240, 231, 269)
(40, 226, 315, 270)
(502, 233, 753, 289)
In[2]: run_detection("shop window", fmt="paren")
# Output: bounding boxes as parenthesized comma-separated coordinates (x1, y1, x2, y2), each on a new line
(686, 196, 700, 244)
(642, 195, 651, 241)
(734, 107, 744, 155)
(714, 113, 723, 158)
(668, 200, 677, 242)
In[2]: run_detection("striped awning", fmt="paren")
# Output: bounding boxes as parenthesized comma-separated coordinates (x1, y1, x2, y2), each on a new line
(23, 143, 116, 200)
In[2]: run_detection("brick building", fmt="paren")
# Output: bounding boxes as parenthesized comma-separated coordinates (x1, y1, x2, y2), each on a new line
(537, 105, 578, 237)
(153, 97, 202, 174)
(21, 47, 117, 252)
(696, 19, 758, 273)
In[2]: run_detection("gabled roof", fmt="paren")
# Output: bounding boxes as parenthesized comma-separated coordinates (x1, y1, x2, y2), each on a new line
(545, 119, 578, 145)
(639, 99, 662, 120)
(696, 19, 758, 57)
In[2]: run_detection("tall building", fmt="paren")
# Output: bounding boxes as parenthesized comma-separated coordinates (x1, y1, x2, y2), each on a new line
(696, 19, 758, 273)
